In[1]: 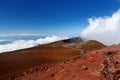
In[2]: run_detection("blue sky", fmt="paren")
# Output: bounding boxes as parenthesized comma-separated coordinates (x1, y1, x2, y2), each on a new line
(0, 0, 120, 35)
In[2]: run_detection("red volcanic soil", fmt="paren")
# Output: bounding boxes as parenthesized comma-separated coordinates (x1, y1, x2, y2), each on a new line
(0, 39, 106, 80)
(15, 44, 120, 80)
(0, 48, 80, 80)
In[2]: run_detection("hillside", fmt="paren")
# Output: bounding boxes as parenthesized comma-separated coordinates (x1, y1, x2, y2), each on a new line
(14, 44, 120, 80)
(76, 40, 106, 52)
(0, 37, 106, 80)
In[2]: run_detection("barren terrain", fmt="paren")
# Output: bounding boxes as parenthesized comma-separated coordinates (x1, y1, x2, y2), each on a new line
(0, 38, 106, 80)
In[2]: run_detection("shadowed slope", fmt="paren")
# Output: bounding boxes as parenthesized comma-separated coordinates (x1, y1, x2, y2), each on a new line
(76, 40, 106, 52)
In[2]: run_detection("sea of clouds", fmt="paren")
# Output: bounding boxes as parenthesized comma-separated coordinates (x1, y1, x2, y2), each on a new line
(0, 36, 68, 53)
(81, 9, 120, 45)
(1, 9, 120, 53)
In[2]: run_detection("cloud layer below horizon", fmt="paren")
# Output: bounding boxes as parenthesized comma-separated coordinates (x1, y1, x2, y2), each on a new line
(0, 36, 68, 53)
(81, 9, 120, 45)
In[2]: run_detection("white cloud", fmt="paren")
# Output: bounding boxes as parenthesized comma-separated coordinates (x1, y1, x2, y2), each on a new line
(0, 39, 7, 42)
(0, 36, 68, 53)
(81, 9, 120, 45)
(36, 36, 67, 44)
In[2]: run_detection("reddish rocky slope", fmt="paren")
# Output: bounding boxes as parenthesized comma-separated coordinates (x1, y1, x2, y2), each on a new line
(15, 44, 120, 80)
(0, 38, 106, 80)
